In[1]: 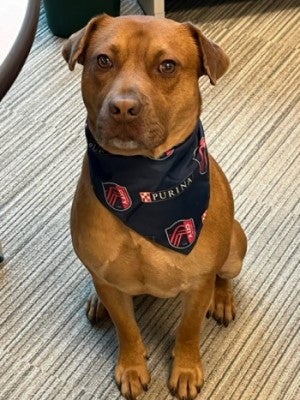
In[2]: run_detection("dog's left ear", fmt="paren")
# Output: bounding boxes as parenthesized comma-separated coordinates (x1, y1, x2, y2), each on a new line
(184, 22, 230, 85)
(62, 14, 111, 71)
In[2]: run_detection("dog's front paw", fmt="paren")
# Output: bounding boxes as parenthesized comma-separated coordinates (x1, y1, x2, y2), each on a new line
(168, 356, 204, 399)
(207, 277, 236, 327)
(86, 290, 109, 324)
(168, 365, 204, 399)
(116, 356, 151, 400)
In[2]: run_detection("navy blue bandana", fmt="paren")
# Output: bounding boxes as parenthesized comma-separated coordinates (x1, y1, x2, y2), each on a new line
(86, 121, 210, 254)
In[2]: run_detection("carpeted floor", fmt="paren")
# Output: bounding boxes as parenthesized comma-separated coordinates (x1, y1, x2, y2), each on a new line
(0, 0, 299, 399)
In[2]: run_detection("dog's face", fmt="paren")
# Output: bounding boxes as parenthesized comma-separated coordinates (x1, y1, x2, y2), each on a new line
(63, 15, 229, 158)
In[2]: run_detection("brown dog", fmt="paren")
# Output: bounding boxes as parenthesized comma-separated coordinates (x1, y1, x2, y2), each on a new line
(62, 15, 247, 400)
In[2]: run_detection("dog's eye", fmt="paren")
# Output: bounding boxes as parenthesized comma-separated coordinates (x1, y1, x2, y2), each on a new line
(159, 60, 176, 74)
(97, 54, 113, 69)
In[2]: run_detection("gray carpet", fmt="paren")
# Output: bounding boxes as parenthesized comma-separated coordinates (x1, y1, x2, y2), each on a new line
(0, 0, 299, 399)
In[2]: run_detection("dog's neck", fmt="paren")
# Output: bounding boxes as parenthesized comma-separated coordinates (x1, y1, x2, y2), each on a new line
(85, 121, 210, 254)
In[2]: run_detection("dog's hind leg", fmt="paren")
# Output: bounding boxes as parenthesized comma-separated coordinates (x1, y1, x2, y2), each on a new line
(218, 219, 247, 280)
(206, 276, 236, 327)
(92, 279, 150, 399)
(86, 288, 109, 324)
(207, 219, 247, 326)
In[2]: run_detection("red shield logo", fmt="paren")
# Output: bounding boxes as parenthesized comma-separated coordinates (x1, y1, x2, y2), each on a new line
(194, 137, 208, 174)
(102, 182, 132, 211)
(165, 219, 196, 249)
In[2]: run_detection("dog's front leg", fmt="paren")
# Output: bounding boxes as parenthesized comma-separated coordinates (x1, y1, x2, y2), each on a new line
(169, 275, 215, 400)
(93, 280, 150, 399)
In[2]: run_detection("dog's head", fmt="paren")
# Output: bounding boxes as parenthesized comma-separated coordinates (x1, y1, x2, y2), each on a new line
(62, 15, 229, 157)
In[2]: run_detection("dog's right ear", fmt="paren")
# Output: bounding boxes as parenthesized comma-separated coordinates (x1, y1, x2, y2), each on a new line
(184, 22, 230, 85)
(62, 14, 111, 71)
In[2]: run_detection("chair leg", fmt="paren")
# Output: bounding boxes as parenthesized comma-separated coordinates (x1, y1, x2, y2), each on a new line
(137, 0, 165, 17)
(0, 242, 4, 263)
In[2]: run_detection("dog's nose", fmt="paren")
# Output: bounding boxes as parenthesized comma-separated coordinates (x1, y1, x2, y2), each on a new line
(109, 96, 142, 121)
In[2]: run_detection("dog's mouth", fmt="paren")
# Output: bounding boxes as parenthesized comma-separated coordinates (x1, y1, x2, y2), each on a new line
(95, 119, 167, 156)
(95, 124, 145, 154)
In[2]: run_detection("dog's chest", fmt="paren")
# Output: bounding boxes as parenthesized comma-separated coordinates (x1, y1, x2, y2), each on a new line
(94, 236, 203, 298)
(73, 209, 205, 298)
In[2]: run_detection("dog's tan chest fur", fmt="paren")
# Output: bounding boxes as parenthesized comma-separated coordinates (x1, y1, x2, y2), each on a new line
(72, 199, 207, 298)
(72, 222, 201, 298)
(99, 254, 200, 298)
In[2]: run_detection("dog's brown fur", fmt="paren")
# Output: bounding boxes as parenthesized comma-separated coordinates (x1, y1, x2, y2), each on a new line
(62, 15, 247, 400)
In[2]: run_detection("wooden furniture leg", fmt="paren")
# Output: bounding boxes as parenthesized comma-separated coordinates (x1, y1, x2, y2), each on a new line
(138, 0, 165, 17)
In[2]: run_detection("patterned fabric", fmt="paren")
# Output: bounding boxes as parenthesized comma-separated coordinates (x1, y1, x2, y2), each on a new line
(86, 121, 210, 254)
